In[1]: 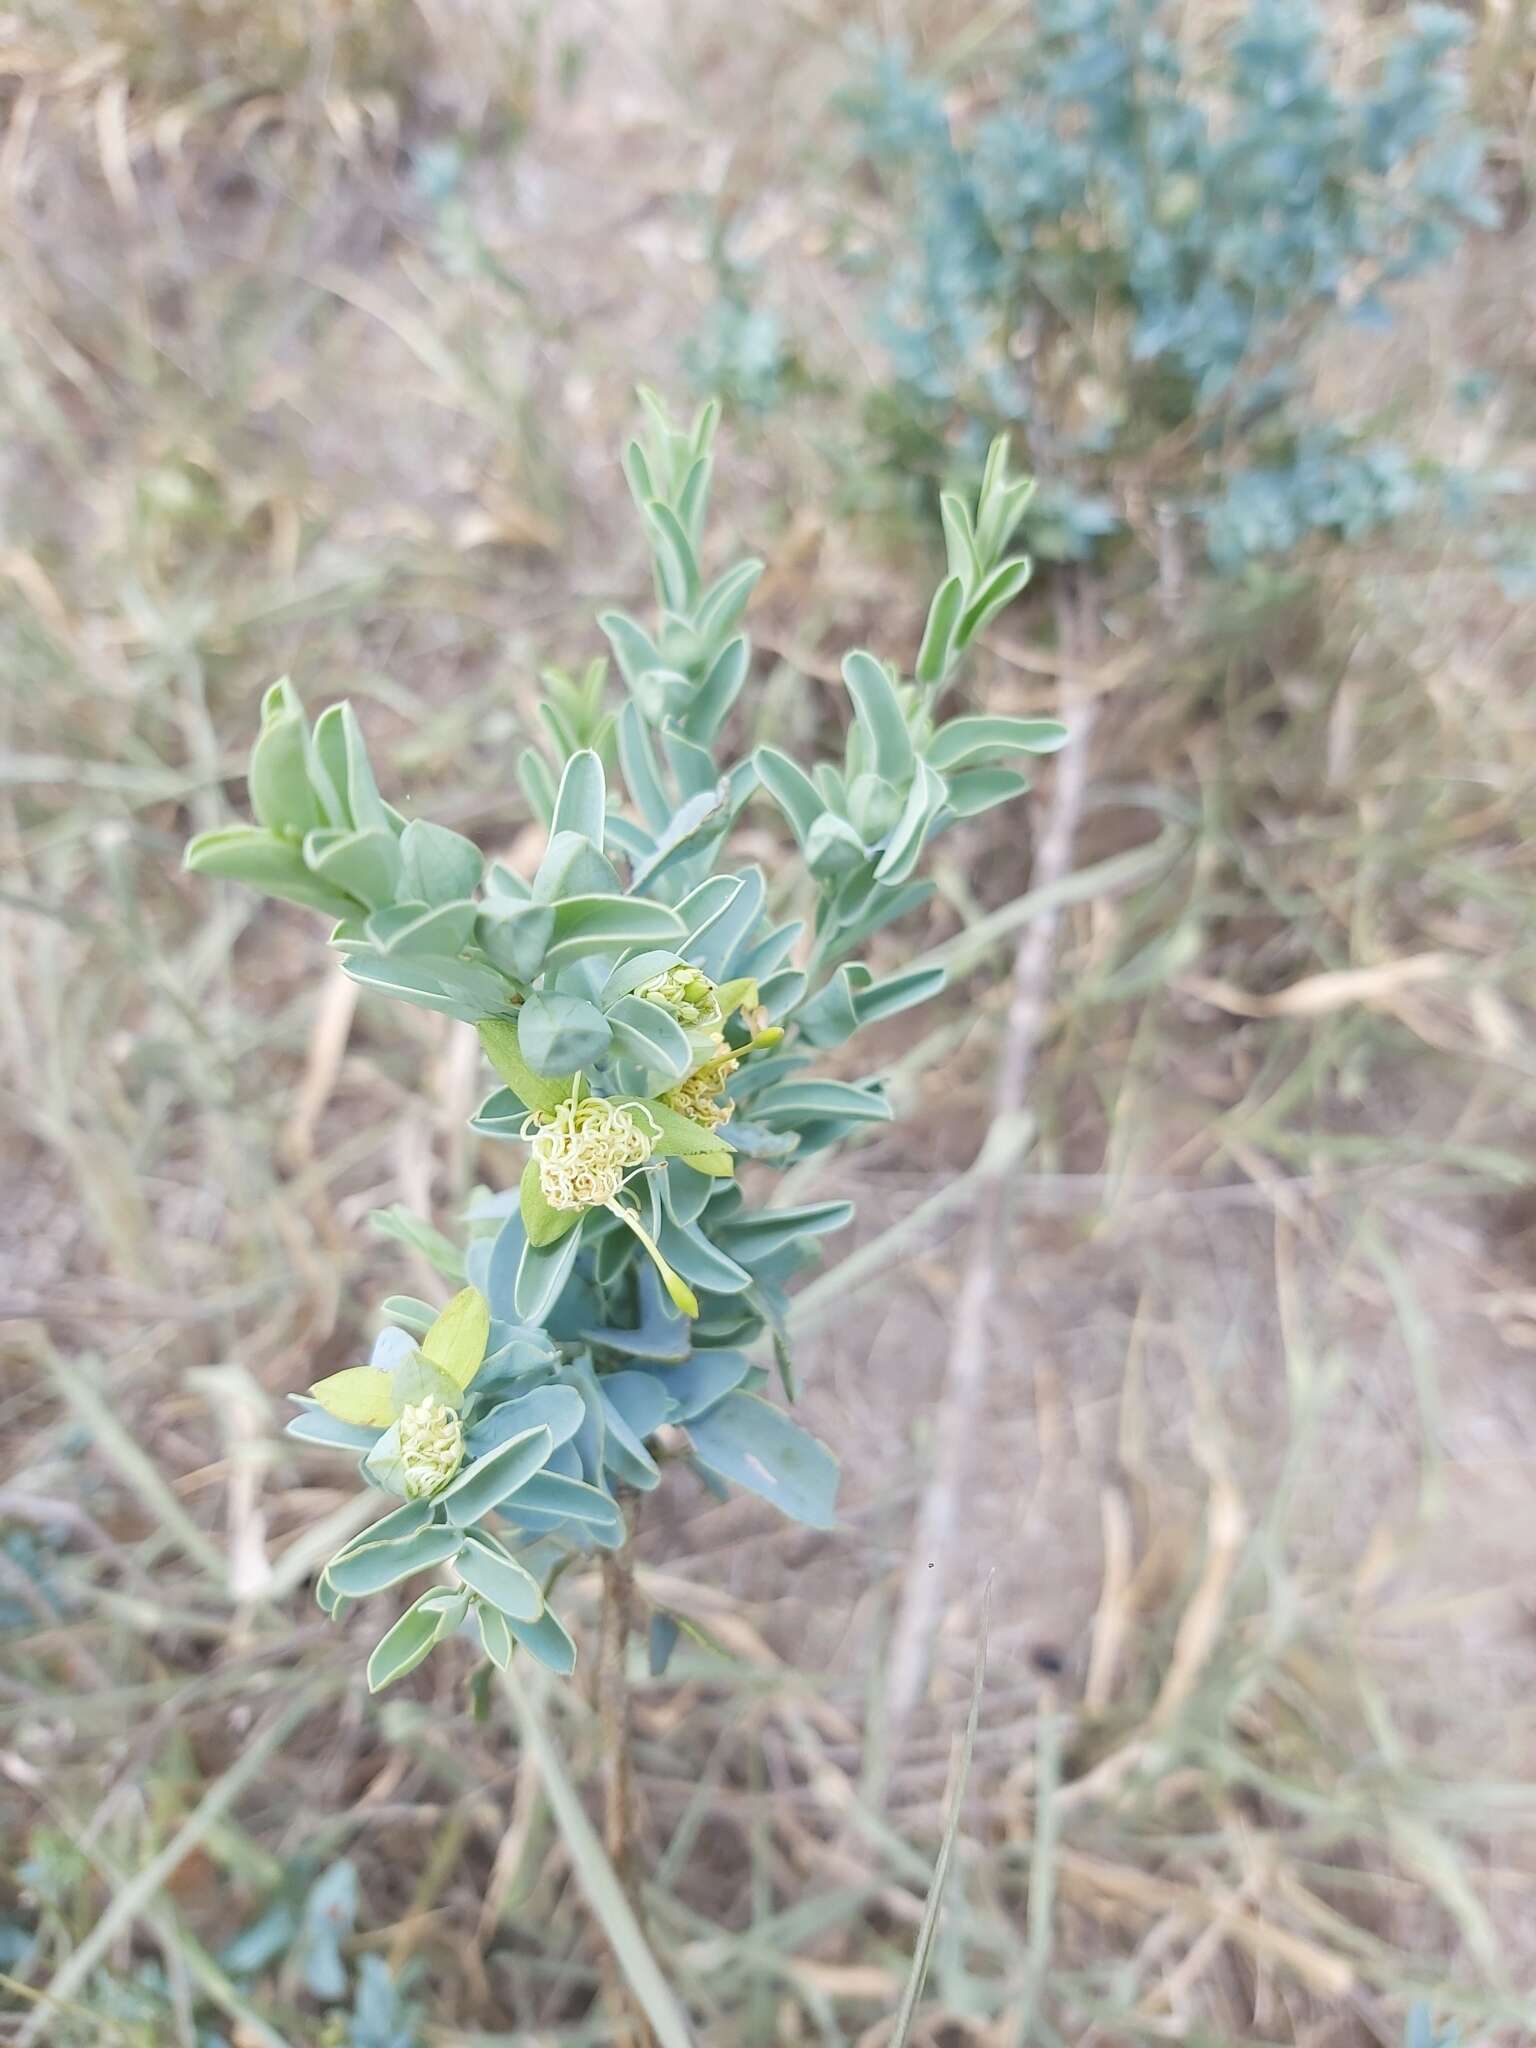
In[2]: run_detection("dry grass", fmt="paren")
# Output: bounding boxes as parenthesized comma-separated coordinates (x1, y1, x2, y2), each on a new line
(3, 2, 1536, 2044)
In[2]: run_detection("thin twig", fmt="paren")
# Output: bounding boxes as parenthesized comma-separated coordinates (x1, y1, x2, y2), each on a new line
(883, 579, 1099, 1744)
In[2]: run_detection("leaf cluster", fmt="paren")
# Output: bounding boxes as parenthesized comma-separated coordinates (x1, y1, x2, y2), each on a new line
(186, 397, 1066, 1686)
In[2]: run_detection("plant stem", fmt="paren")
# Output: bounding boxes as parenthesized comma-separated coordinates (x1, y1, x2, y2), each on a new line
(597, 1494, 652, 2047)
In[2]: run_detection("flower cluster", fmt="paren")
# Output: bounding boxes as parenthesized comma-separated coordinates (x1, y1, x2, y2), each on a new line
(523, 1093, 658, 1211)
(397, 1397, 465, 1498)
(662, 1039, 738, 1132)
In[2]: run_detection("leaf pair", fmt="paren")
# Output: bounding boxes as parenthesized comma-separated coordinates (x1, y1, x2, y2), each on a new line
(307, 1287, 490, 1427)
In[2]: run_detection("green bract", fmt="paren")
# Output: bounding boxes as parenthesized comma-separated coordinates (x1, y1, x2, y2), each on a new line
(186, 396, 1066, 1689)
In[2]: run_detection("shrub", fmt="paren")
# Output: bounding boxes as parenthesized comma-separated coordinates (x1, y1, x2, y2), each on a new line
(185, 397, 1066, 1688)
(847, 0, 1493, 573)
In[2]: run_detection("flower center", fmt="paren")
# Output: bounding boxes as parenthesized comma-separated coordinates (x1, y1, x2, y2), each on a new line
(398, 1396, 465, 1499)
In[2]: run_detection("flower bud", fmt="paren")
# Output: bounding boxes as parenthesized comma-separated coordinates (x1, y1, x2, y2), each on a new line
(637, 965, 721, 1030)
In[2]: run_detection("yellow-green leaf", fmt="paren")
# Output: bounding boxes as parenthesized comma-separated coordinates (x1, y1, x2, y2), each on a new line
(391, 1354, 467, 1413)
(421, 1285, 491, 1392)
(307, 1366, 394, 1427)
(520, 1158, 584, 1248)
(478, 1016, 571, 1116)
(714, 976, 758, 1019)
(639, 1097, 734, 1176)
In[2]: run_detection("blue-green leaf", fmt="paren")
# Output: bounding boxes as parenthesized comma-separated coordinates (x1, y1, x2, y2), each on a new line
(505, 1472, 626, 1545)
(366, 1588, 466, 1692)
(515, 1227, 582, 1324)
(754, 1078, 893, 1127)
(683, 633, 752, 742)
(466, 1384, 586, 1458)
(915, 574, 966, 687)
(184, 826, 360, 919)
(842, 650, 913, 784)
(438, 1426, 554, 1525)
(506, 1606, 578, 1675)
(285, 1402, 385, 1451)
(755, 747, 824, 847)
(476, 1599, 517, 1670)
(656, 1216, 753, 1295)
(689, 1392, 839, 1529)
(927, 716, 1069, 771)
(367, 899, 478, 958)
(533, 830, 622, 904)
(248, 677, 321, 838)
(545, 894, 687, 969)
(518, 990, 613, 1075)
(955, 556, 1033, 649)
(454, 1530, 544, 1621)
(658, 1349, 754, 1421)
(312, 702, 390, 836)
(694, 557, 763, 647)
(325, 1522, 463, 1597)
(717, 1200, 854, 1263)
(399, 818, 483, 904)
(875, 758, 947, 885)
(942, 768, 1032, 817)
(478, 900, 555, 981)
(343, 951, 511, 1023)
(551, 750, 608, 846)
(600, 610, 665, 690)
(605, 993, 693, 1081)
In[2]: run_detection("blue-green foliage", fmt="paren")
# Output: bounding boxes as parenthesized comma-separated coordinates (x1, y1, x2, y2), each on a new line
(683, 260, 796, 417)
(220, 1860, 424, 2044)
(187, 400, 1065, 1689)
(848, 0, 1492, 566)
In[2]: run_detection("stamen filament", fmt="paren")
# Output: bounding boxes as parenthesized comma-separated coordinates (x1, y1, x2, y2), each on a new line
(604, 1198, 700, 1319)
